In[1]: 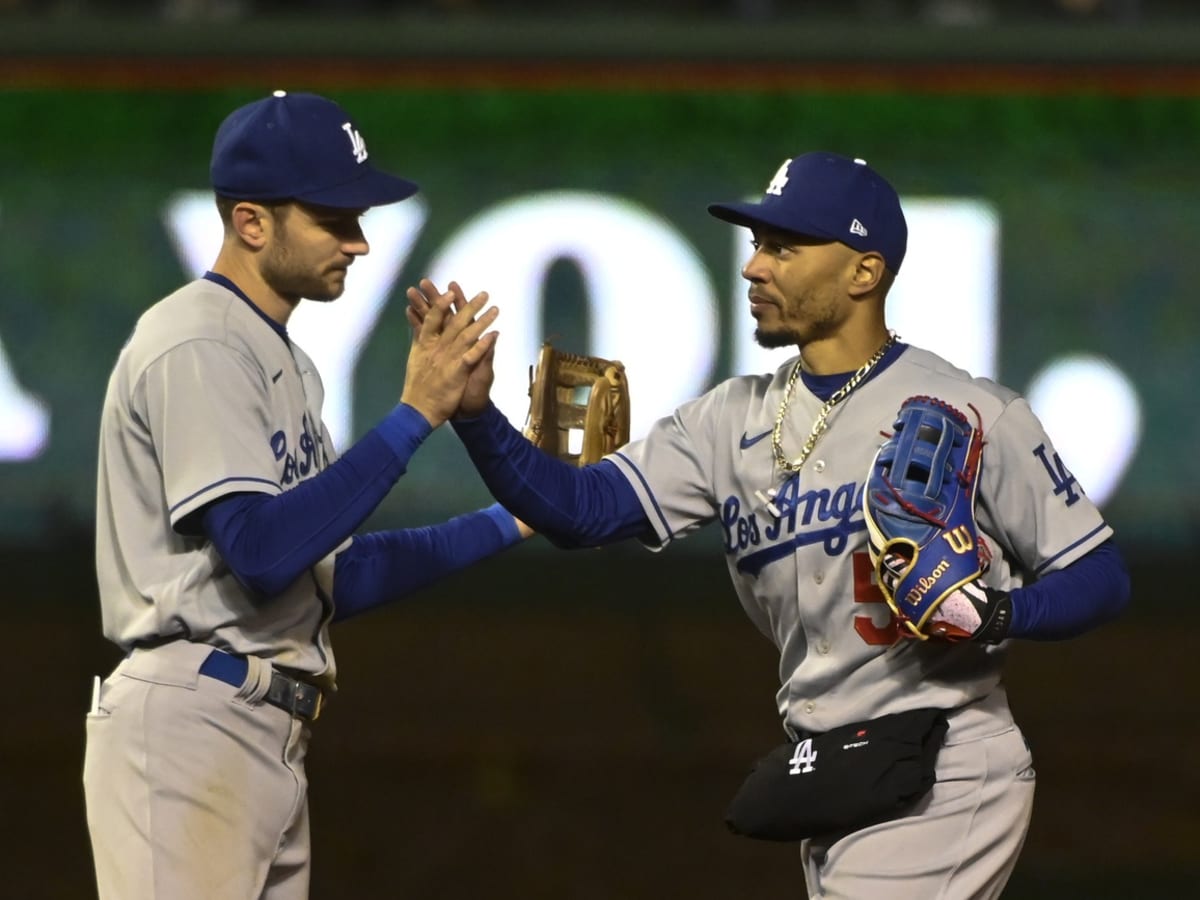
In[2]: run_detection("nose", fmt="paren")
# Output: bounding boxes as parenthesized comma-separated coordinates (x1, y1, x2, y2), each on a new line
(741, 247, 768, 282)
(344, 228, 369, 257)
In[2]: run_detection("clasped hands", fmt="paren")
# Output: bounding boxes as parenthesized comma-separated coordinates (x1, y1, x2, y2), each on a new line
(400, 278, 499, 429)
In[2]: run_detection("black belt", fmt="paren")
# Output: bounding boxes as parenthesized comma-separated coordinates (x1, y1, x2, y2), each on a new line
(199, 649, 324, 722)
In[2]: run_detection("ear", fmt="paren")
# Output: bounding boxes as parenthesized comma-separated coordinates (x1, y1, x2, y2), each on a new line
(229, 202, 272, 250)
(848, 252, 886, 298)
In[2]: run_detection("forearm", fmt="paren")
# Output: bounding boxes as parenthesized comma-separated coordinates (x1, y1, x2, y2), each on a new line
(451, 403, 650, 546)
(202, 403, 434, 596)
(1008, 539, 1131, 640)
(331, 504, 523, 622)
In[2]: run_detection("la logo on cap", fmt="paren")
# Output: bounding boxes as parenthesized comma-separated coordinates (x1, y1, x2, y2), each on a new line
(341, 123, 368, 163)
(765, 159, 791, 196)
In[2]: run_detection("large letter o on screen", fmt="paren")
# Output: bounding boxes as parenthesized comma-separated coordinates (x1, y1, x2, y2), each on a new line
(426, 191, 719, 440)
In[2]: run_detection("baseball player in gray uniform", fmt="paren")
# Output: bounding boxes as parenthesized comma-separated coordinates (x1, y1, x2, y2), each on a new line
(410, 153, 1131, 898)
(84, 91, 526, 900)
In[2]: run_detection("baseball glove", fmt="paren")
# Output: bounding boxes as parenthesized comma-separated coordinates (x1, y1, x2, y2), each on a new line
(863, 396, 1011, 643)
(524, 342, 630, 466)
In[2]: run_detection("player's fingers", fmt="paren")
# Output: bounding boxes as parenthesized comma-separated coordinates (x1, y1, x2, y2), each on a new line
(422, 281, 482, 336)
(459, 289, 491, 316)
(415, 276, 443, 300)
(407, 281, 433, 307)
(410, 278, 447, 312)
(404, 305, 423, 333)
(456, 305, 499, 348)
(405, 286, 433, 325)
(411, 278, 460, 327)
(447, 280, 469, 315)
(438, 288, 493, 337)
(461, 329, 500, 367)
(414, 291, 453, 341)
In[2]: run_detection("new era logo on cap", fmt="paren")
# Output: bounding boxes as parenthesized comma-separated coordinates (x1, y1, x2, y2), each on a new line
(708, 152, 908, 273)
(210, 90, 418, 209)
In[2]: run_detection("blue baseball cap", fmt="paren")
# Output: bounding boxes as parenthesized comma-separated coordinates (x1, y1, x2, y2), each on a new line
(210, 90, 419, 209)
(708, 152, 908, 273)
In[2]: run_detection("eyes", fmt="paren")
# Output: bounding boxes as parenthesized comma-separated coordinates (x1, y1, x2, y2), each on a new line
(314, 211, 363, 227)
(298, 203, 367, 238)
(314, 212, 366, 240)
(750, 237, 794, 258)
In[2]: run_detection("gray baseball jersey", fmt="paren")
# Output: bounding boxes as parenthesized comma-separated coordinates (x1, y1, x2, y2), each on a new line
(95, 277, 340, 680)
(609, 344, 1111, 733)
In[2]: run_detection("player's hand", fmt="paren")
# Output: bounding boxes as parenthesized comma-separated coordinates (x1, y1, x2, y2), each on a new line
(406, 278, 496, 419)
(401, 278, 498, 429)
(880, 552, 1012, 644)
(404, 278, 445, 332)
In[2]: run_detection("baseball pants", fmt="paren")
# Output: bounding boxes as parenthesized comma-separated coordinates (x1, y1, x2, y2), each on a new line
(801, 701, 1036, 899)
(83, 641, 313, 900)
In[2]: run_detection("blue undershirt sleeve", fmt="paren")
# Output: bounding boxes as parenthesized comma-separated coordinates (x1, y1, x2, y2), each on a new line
(330, 503, 523, 622)
(201, 402, 436, 597)
(450, 402, 650, 547)
(1007, 538, 1130, 640)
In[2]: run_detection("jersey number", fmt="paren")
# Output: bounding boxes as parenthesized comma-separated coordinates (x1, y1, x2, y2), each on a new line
(852, 551, 901, 646)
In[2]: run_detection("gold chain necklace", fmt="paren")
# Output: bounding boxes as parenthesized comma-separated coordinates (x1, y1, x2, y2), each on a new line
(770, 331, 897, 475)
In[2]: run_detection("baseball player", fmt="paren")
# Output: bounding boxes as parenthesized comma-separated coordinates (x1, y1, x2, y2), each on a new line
(84, 91, 528, 900)
(411, 153, 1131, 898)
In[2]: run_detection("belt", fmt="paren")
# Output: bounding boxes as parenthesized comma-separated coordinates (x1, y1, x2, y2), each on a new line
(199, 649, 324, 722)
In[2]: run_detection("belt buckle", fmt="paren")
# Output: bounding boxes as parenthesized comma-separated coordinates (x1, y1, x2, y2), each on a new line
(271, 670, 323, 722)
(306, 685, 323, 722)
(289, 677, 322, 722)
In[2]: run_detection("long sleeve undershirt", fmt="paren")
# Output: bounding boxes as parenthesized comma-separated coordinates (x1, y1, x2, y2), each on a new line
(330, 505, 519, 622)
(200, 402, 523, 620)
(451, 402, 1130, 641)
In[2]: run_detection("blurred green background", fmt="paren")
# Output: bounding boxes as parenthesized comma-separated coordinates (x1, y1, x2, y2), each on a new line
(1, 87, 1196, 549)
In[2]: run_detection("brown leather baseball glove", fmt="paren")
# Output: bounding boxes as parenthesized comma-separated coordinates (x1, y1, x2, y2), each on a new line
(524, 342, 630, 466)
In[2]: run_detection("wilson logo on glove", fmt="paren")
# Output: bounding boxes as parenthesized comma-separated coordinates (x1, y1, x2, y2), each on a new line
(904, 559, 952, 607)
(942, 525, 975, 554)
